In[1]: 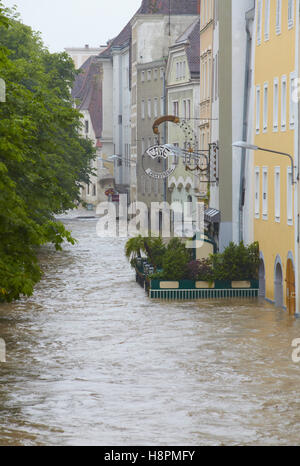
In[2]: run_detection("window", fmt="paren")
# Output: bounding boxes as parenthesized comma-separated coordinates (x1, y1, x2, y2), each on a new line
(154, 97, 158, 118)
(142, 176, 146, 194)
(255, 167, 260, 218)
(273, 78, 279, 131)
(173, 101, 179, 117)
(85, 120, 89, 134)
(154, 69, 158, 80)
(92, 184, 96, 197)
(257, 0, 262, 44)
(147, 70, 152, 81)
(264, 0, 270, 40)
(207, 57, 211, 98)
(290, 72, 296, 129)
(287, 168, 293, 224)
(274, 167, 280, 222)
(141, 71, 145, 82)
(187, 99, 191, 119)
(262, 167, 268, 220)
(141, 138, 145, 155)
(263, 83, 268, 132)
(288, 0, 294, 29)
(148, 99, 151, 118)
(281, 76, 287, 131)
(181, 62, 186, 79)
(141, 100, 145, 119)
(160, 96, 164, 116)
(276, 0, 282, 35)
(256, 85, 261, 133)
(160, 68, 164, 79)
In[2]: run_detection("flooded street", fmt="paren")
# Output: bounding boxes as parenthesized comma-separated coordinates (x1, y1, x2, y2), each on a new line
(0, 217, 300, 446)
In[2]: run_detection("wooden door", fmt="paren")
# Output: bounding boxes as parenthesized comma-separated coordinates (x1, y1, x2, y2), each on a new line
(286, 259, 296, 315)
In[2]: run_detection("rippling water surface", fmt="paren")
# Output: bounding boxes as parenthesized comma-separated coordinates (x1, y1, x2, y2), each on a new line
(0, 216, 300, 446)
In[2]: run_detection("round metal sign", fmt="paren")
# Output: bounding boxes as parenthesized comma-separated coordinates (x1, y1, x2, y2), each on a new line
(142, 145, 176, 179)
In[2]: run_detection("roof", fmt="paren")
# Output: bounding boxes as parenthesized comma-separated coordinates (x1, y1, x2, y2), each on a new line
(98, 21, 132, 59)
(172, 18, 200, 78)
(139, 0, 199, 15)
(185, 18, 200, 77)
(72, 57, 103, 139)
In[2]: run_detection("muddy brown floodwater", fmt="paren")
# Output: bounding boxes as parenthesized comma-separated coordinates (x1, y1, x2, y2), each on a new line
(0, 216, 300, 446)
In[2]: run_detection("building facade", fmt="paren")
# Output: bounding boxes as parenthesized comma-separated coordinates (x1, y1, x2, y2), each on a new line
(166, 19, 201, 235)
(130, 0, 200, 206)
(209, 0, 255, 250)
(65, 45, 106, 69)
(251, 0, 298, 313)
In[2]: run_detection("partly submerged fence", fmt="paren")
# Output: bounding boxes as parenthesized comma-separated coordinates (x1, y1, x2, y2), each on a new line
(148, 279, 259, 300)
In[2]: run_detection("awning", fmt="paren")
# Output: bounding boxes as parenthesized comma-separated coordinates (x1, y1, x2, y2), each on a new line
(205, 208, 221, 224)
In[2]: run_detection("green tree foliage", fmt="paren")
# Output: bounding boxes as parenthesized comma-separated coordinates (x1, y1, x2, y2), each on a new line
(161, 238, 191, 281)
(0, 4, 96, 301)
(210, 242, 260, 281)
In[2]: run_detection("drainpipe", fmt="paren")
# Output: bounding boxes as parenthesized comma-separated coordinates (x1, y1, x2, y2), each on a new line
(239, 7, 254, 243)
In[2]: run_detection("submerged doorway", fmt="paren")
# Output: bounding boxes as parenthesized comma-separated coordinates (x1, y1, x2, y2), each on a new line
(286, 259, 296, 315)
(274, 261, 284, 308)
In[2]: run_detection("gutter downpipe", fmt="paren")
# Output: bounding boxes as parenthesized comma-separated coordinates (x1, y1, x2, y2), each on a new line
(239, 7, 254, 243)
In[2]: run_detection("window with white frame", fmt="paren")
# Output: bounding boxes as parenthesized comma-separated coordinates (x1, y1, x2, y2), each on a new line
(262, 167, 268, 219)
(147, 70, 152, 81)
(187, 99, 191, 119)
(276, 0, 282, 35)
(154, 97, 158, 118)
(141, 71, 145, 82)
(141, 100, 145, 119)
(264, 0, 270, 41)
(287, 167, 293, 224)
(154, 69, 158, 80)
(281, 76, 287, 130)
(256, 85, 261, 133)
(173, 101, 179, 117)
(273, 78, 279, 131)
(148, 99, 151, 118)
(255, 167, 260, 218)
(274, 167, 280, 222)
(290, 72, 296, 129)
(288, 0, 294, 29)
(257, 0, 262, 45)
(207, 57, 211, 98)
(263, 83, 268, 132)
(160, 68, 164, 79)
(160, 96, 164, 115)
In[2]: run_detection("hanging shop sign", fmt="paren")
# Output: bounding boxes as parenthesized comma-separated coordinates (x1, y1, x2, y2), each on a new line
(142, 145, 176, 180)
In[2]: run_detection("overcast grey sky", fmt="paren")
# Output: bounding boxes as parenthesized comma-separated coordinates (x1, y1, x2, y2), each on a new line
(3, 0, 142, 52)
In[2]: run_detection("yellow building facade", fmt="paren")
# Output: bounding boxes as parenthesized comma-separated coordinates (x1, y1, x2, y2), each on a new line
(254, 0, 298, 313)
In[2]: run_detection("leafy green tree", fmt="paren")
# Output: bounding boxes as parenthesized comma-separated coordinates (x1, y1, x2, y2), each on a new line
(0, 4, 96, 301)
(161, 238, 191, 281)
(125, 235, 146, 262)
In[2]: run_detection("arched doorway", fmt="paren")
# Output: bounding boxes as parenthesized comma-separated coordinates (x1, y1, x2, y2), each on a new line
(286, 259, 296, 315)
(259, 258, 266, 298)
(274, 260, 284, 308)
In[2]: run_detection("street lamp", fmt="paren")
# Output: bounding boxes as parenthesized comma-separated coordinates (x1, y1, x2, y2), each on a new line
(108, 155, 122, 161)
(97, 156, 113, 164)
(232, 141, 297, 184)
